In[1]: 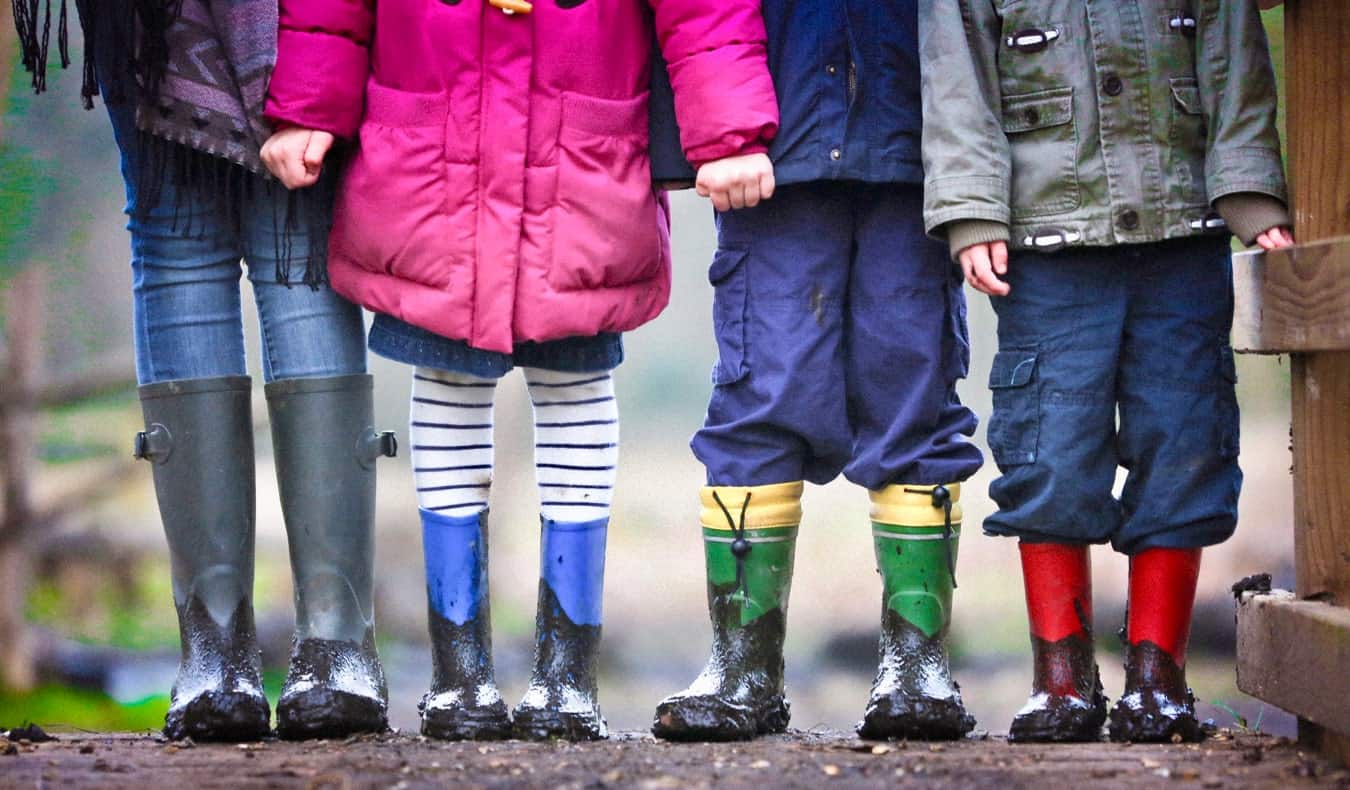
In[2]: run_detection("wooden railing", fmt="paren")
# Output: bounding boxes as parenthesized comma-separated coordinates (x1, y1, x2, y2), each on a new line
(1231, 0, 1350, 766)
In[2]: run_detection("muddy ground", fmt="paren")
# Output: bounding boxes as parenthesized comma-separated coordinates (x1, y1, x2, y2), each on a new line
(3, 729, 1347, 789)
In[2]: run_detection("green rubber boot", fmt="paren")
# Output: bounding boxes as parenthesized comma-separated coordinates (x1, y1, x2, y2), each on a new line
(267, 374, 398, 740)
(135, 376, 270, 742)
(857, 483, 975, 741)
(652, 482, 801, 742)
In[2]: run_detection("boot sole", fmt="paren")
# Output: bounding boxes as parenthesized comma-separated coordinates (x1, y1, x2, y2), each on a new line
(276, 688, 388, 740)
(421, 704, 513, 741)
(511, 708, 607, 741)
(1108, 702, 1204, 743)
(164, 690, 271, 742)
(858, 696, 975, 741)
(652, 695, 789, 742)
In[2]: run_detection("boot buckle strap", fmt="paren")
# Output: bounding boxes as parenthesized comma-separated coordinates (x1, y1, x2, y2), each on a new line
(133, 424, 172, 463)
(357, 429, 399, 467)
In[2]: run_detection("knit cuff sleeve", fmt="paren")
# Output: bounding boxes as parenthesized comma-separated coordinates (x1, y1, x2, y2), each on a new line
(1215, 193, 1292, 247)
(944, 219, 1010, 261)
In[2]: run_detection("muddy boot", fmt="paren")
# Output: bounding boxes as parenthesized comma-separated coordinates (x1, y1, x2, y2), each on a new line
(267, 375, 397, 740)
(1109, 547, 1204, 743)
(858, 484, 975, 741)
(652, 483, 801, 742)
(1008, 542, 1107, 743)
(419, 509, 512, 740)
(136, 377, 271, 742)
(513, 517, 609, 741)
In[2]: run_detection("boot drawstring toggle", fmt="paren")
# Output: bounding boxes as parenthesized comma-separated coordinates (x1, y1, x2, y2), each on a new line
(711, 490, 753, 596)
(906, 484, 957, 589)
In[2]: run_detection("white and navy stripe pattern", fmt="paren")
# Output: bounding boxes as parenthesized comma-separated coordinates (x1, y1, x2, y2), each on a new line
(409, 366, 618, 522)
(525, 368, 618, 522)
(410, 367, 497, 518)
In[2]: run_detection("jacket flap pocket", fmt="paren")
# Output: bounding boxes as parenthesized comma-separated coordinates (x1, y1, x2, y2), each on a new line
(989, 350, 1038, 388)
(561, 91, 649, 138)
(1001, 87, 1073, 133)
(1169, 78, 1203, 115)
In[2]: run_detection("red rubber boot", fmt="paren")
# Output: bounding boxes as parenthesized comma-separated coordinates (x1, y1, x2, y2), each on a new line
(1008, 542, 1107, 742)
(1109, 548, 1204, 743)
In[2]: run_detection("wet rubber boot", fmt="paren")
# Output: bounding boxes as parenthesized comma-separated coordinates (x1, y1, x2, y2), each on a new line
(652, 482, 801, 742)
(419, 508, 512, 740)
(1109, 547, 1204, 743)
(267, 375, 397, 740)
(1008, 542, 1108, 742)
(858, 484, 975, 741)
(135, 376, 270, 742)
(513, 516, 610, 741)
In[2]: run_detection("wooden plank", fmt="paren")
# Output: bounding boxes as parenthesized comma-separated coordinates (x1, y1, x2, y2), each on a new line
(1282, 0, 1350, 760)
(1232, 238, 1350, 353)
(1291, 351, 1350, 604)
(1236, 590, 1350, 734)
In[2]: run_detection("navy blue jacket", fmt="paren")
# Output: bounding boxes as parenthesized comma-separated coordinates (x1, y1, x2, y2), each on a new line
(650, 0, 925, 186)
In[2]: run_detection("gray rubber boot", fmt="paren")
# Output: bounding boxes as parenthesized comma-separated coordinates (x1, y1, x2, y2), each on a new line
(266, 374, 397, 740)
(135, 376, 270, 742)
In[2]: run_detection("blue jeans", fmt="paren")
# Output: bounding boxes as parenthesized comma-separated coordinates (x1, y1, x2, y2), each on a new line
(691, 182, 983, 489)
(984, 236, 1241, 554)
(106, 102, 366, 385)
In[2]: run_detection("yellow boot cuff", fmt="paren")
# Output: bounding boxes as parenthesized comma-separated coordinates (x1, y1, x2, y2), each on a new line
(869, 483, 963, 527)
(700, 482, 804, 531)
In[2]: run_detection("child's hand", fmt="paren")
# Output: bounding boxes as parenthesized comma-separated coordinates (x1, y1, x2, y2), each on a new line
(1256, 226, 1295, 251)
(260, 128, 335, 190)
(958, 241, 1011, 296)
(695, 153, 775, 212)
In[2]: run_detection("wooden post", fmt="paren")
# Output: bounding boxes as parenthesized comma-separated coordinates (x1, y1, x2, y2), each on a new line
(1283, 0, 1350, 762)
(0, 267, 46, 692)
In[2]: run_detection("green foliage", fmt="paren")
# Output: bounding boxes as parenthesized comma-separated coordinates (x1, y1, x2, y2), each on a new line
(1211, 700, 1266, 735)
(0, 685, 168, 733)
(0, 143, 51, 279)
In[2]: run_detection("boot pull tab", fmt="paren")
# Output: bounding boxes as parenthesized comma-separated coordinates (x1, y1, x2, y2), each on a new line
(133, 424, 172, 464)
(357, 428, 399, 468)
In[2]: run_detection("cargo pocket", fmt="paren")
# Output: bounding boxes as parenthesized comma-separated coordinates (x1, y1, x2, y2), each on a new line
(1002, 87, 1079, 219)
(551, 91, 663, 291)
(1216, 344, 1240, 459)
(1167, 77, 1208, 206)
(709, 248, 749, 386)
(987, 350, 1040, 465)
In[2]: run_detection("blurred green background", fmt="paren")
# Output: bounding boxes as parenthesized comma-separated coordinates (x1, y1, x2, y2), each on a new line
(0, 11, 1295, 737)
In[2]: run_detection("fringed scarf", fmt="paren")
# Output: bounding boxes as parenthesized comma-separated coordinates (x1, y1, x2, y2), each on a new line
(13, 0, 330, 287)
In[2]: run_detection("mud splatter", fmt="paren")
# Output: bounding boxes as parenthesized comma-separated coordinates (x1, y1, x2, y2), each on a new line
(1008, 632, 1107, 743)
(1108, 640, 1203, 743)
(652, 581, 790, 742)
(276, 631, 387, 740)
(421, 606, 510, 740)
(164, 596, 269, 742)
(858, 611, 974, 741)
(513, 582, 606, 741)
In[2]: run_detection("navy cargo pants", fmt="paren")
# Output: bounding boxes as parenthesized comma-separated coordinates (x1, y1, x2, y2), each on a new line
(692, 182, 984, 489)
(983, 236, 1242, 554)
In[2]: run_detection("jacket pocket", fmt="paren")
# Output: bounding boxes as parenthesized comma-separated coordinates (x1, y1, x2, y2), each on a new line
(1216, 344, 1240, 459)
(709, 248, 750, 386)
(335, 82, 475, 294)
(1167, 77, 1209, 207)
(987, 350, 1040, 466)
(1001, 87, 1080, 219)
(551, 91, 664, 292)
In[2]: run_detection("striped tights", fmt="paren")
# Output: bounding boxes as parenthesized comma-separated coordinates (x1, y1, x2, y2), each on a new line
(410, 366, 618, 521)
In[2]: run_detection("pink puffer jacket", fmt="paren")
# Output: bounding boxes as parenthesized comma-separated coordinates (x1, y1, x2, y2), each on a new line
(265, 0, 778, 353)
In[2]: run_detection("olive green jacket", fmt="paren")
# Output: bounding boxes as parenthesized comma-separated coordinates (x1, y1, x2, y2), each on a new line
(920, 0, 1289, 254)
